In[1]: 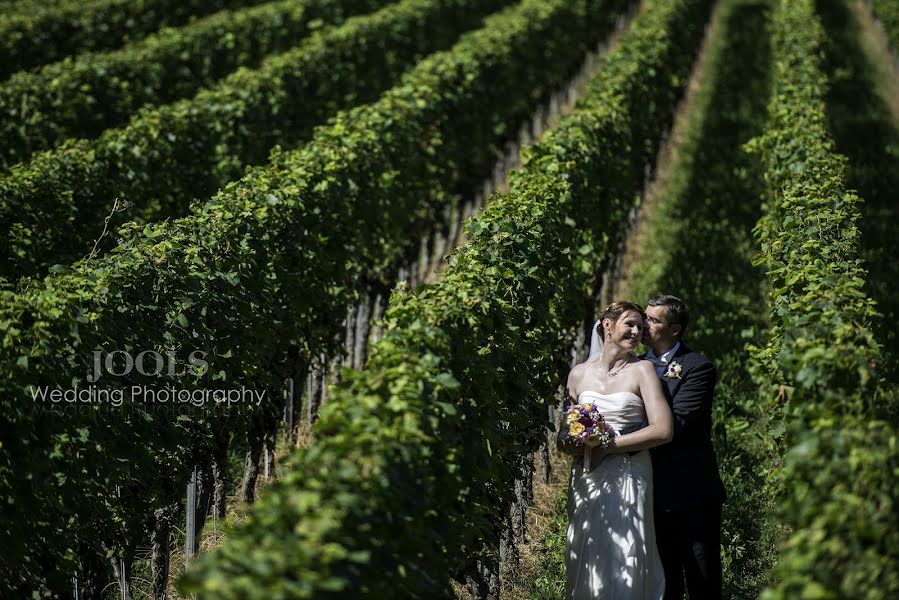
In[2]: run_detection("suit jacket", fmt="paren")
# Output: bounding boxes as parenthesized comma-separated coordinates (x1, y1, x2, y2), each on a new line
(647, 343, 726, 512)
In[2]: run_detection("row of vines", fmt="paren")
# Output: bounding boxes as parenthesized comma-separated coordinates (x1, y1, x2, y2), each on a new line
(1, 0, 632, 595)
(0, 0, 520, 279)
(180, 0, 712, 595)
(747, 0, 898, 595)
(0, 0, 394, 169)
(0, 0, 266, 78)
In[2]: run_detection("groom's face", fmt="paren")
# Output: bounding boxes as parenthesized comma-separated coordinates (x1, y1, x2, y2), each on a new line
(643, 305, 677, 351)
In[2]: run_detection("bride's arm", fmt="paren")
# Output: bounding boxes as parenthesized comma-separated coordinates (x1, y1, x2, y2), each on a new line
(599, 362, 672, 457)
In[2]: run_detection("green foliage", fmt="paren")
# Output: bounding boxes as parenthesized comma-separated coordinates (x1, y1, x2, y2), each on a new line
(179, 0, 711, 595)
(815, 0, 899, 406)
(749, 0, 880, 397)
(0, 0, 391, 170)
(0, 0, 515, 281)
(0, 0, 629, 594)
(749, 0, 899, 596)
(769, 419, 899, 598)
(0, 0, 262, 80)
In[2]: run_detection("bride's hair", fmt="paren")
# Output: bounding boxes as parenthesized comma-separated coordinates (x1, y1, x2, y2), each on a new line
(600, 301, 645, 331)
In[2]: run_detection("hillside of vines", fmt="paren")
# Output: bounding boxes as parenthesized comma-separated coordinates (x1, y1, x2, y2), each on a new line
(1, 0, 897, 598)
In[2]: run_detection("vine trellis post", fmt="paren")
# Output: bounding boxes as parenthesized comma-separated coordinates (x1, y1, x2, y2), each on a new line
(284, 376, 295, 447)
(185, 466, 197, 564)
(114, 485, 129, 600)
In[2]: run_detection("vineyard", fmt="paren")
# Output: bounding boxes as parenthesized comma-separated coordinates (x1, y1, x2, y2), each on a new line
(0, 0, 897, 598)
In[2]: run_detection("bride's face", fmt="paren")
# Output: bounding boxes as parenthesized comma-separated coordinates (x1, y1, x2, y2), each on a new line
(605, 310, 643, 349)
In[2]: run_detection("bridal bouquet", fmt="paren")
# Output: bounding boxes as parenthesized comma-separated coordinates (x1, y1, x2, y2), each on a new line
(566, 403, 615, 470)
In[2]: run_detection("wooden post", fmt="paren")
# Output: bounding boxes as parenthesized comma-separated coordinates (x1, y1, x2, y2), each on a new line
(185, 466, 197, 563)
(212, 440, 228, 522)
(150, 503, 175, 600)
(417, 235, 429, 284)
(114, 485, 130, 600)
(343, 304, 355, 369)
(353, 293, 372, 370)
(284, 377, 294, 446)
(369, 291, 385, 346)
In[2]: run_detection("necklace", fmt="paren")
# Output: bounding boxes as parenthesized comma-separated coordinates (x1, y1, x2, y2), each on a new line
(596, 351, 634, 377)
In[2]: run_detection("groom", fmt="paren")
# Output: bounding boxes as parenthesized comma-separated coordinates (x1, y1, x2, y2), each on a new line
(642, 295, 726, 600)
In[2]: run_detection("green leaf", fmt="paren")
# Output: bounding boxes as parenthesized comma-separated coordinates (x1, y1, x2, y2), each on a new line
(435, 373, 460, 390)
(436, 401, 457, 416)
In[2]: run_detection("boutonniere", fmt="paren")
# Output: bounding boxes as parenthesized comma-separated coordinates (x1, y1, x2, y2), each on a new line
(663, 361, 683, 379)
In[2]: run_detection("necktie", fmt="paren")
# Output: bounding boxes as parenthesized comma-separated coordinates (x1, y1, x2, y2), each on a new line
(648, 353, 667, 376)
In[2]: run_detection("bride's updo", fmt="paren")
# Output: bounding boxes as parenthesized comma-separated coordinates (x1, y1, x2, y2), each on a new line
(600, 301, 645, 329)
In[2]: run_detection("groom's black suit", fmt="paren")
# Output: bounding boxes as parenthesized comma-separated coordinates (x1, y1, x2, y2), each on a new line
(646, 342, 725, 600)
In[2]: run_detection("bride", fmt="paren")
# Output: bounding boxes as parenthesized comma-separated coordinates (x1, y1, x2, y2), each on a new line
(557, 301, 673, 599)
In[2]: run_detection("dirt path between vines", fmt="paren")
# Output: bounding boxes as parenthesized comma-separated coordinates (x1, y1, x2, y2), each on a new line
(610, 2, 722, 301)
(852, 0, 899, 126)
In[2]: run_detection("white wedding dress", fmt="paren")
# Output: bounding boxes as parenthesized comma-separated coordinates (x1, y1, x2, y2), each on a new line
(565, 390, 665, 599)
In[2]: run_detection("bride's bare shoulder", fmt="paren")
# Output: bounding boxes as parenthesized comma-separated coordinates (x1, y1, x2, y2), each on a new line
(567, 361, 591, 383)
(633, 359, 656, 375)
(633, 358, 654, 369)
(572, 355, 602, 374)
